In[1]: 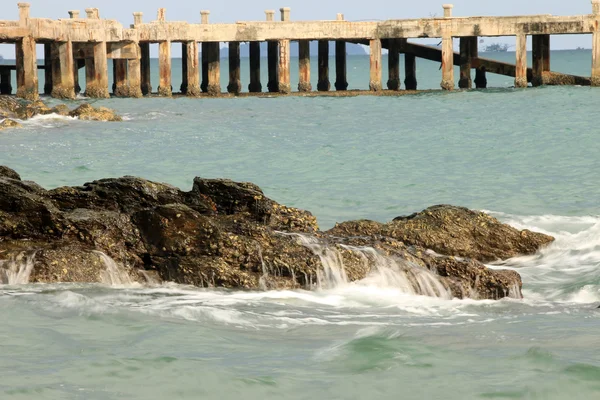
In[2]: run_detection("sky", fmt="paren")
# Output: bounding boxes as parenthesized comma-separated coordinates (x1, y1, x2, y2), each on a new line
(0, 0, 595, 57)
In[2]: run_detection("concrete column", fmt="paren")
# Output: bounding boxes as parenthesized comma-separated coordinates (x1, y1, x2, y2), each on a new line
(200, 11, 210, 94)
(248, 42, 262, 93)
(127, 48, 143, 98)
(85, 8, 99, 19)
(298, 40, 312, 92)
(387, 39, 401, 90)
(593, 30, 600, 86)
(459, 37, 476, 89)
(542, 35, 551, 73)
(207, 42, 221, 96)
(85, 42, 109, 98)
(133, 12, 143, 25)
(181, 42, 188, 94)
(594, 0, 600, 14)
(140, 42, 151, 95)
(369, 39, 382, 92)
(474, 67, 487, 88)
(532, 34, 550, 87)
(317, 40, 330, 91)
(441, 35, 454, 90)
(18, 3, 30, 26)
(515, 34, 528, 88)
(157, 8, 166, 22)
(278, 40, 291, 94)
(113, 59, 128, 96)
(74, 60, 81, 94)
(335, 41, 348, 91)
(184, 41, 200, 96)
(158, 41, 172, 96)
(266, 10, 278, 93)
(228, 42, 242, 95)
(68, 10, 80, 19)
(50, 41, 75, 99)
(44, 43, 53, 95)
(16, 36, 38, 100)
(404, 53, 417, 90)
(0, 68, 11, 95)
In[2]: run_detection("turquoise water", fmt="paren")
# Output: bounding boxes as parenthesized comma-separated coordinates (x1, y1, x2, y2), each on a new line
(1, 51, 600, 399)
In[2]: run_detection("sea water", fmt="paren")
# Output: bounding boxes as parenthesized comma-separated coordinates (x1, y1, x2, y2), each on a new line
(0, 51, 599, 399)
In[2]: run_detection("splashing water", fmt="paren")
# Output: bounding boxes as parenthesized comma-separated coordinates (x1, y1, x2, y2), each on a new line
(93, 251, 134, 286)
(0, 252, 36, 285)
(287, 233, 450, 298)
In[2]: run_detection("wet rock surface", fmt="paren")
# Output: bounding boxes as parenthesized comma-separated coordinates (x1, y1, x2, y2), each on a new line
(0, 95, 121, 126)
(0, 167, 554, 300)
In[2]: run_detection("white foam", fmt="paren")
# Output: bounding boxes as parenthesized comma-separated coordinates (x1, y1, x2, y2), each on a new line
(0, 252, 36, 285)
(93, 251, 135, 286)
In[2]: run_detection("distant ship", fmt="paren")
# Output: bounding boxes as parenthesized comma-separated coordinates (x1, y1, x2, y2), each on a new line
(483, 43, 510, 52)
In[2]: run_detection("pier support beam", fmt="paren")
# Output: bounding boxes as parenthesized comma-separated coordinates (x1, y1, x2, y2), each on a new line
(278, 8, 291, 94)
(515, 34, 528, 88)
(44, 43, 53, 95)
(16, 36, 39, 100)
(50, 41, 75, 99)
(181, 42, 188, 94)
(387, 39, 401, 90)
(459, 37, 477, 89)
(267, 41, 279, 92)
(228, 42, 242, 95)
(183, 41, 200, 96)
(593, 31, 600, 86)
(298, 40, 312, 92)
(532, 34, 550, 86)
(0, 68, 11, 95)
(85, 42, 109, 98)
(140, 43, 151, 95)
(369, 39, 382, 92)
(403, 40, 417, 90)
(127, 49, 143, 98)
(474, 67, 487, 88)
(158, 41, 172, 96)
(206, 42, 221, 96)
(335, 41, 348, 91)
(318, 41, 330, 91)
(441, 36, 454, 90)
(248, 42, 262, 93)
(113, 59, 128, 97)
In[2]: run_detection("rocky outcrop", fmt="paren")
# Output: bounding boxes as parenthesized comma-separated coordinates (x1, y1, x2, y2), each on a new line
(0, 95, 121, 127)
(0, 167, 554, 300)
(0, 119, 21, 130)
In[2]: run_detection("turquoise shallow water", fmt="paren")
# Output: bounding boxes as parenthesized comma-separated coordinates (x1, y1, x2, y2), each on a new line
(1, 51, 600, 399)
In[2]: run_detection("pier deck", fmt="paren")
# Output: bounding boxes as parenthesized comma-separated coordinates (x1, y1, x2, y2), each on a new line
(0, 2, 599, 99)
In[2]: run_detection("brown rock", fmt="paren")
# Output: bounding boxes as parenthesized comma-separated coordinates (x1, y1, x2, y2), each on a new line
(69, 103, 122, 122)
(0, 119, 22, 130)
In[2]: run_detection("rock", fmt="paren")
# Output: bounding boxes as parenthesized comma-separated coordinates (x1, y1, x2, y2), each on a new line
(50, 104, 70, 116)
(69, 103, 122, 122)
(0, 169, 540, 300)
(0, 96, 22, 119)
(0, 119, 22, 130)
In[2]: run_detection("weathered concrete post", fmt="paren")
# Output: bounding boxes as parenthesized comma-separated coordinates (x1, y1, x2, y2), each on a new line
(440, 4, 454, 90)
(515, 34, 528, 88)
(158, 41, 172, 96)
(248, 42, 262, 92)
(532, 34, 550, 86)
(459, 37, 476, 89)
(127, 44, 143, 98)
(266, 10, 279, 92)
(317, 41, 330, 91)
(298, 40, 312, 92)
(85, 42, 110, 98)
(474, 67, 487, 88)
(278, 8, 291, 94)
(387, 39, 401, 90)
(181, 43, 188, 94)
(113, 59, 128, 96)
(18, 2, 30, 26)
(16, 36, 38, 100)
(402, 40, 417, 90)
(68, 10, 79, 19)
(369, 39, 382, 91)
(335, 14, 348, 91)
(51, 41, 75, 99)
(0, 68, 12, 95)
(44, 43, 53, 95)
(593, 0, 600, 86)
(184, 41, 200, 96)
(85, 8, 99, 19)
(206, 42, 221, 96)
(140, 43, 151, 95)
(201, 11, 210, 93)
(228, 42, 242, 95)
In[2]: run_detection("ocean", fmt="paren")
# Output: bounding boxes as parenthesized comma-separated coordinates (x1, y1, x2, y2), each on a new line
(1, 50, 599, 399)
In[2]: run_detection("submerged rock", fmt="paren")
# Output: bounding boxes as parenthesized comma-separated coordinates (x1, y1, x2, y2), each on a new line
(69, 103, 122, 122)
(0, 119, 21, 130)
(0, 168, 553, 300)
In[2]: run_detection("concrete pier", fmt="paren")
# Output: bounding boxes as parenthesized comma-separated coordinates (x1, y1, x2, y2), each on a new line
(158, 41, 172, 96)
(227, 42, 242, 95)
(298, 40, 312, 92)
(51, 41, 75, 99)
(318, 41, 330, 91)
(1, 2, 600, 99)
(369, 39, 382, 91)
(248, 42, 262, 93)
(387, 39, 401, 90)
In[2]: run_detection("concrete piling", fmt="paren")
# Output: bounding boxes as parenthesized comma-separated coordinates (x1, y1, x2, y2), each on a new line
(0, 68, 12, 95)
(84, 42, 109, 98)
(278, 8, 292, 94)
(201, 11, 210, 93)
(369, 39, 382, 91)
(404, 52, 417, 90)
(51, 41, 75, 99)
(298, 40, 312, 92)
(594, 1, 600, 85)
(127, 49, 143, 98)
(335, 40, 348, 91)
(459, 37, 476, 89)
(474, 67, 487, 88)
(228, 42, 242, 95)
(184, 41, 200, 96)
(158, 41, 172, 96)
(15, 36, 38, 100)
(266, 10, 279, 93)
(113, 59, 128, 96)
(181, 42, 188, 94)
(140, 42, 151, 95)
(317, 41, 330, 91)
(532, 34, 550, 86)
(248, 42, 262, 93)
(206, 42, 221, 96)
(515, 34, 528, 88)
(387, 39, 401, 90)
(44, 43, 53, 95)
